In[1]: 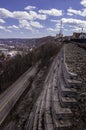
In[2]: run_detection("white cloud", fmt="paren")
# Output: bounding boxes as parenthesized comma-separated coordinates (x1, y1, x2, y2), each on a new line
(72, 27, 82, 32)
(0, 18, 5, 23)
(0, 25, 5, 30)
(67, 12, 73, 16)
(30, 21, 43, 28)
(50, 19, 59, 22)
(39, 8, 62, 16)
(13, 11, 32, 20)
(80, 0, 86, 7)
(62, 18, 86, 26)
(19, 19, 32, 30)
(47, 27, 58, 32)
(61, 18, 86, 31)
(0, 8, 13, 18)
(29, 11, 47, 20)
(67, 7, 86, 17)
(24, 5, 36, 10)
(64, 25, 86, 33)
(18, 20, 43, 34)
(0, 8, 47, 21)
(49, 18, 86, 34)
(20, 32, 24, 34)
(0, 25, 11, 32)
(13, 11, 46, 21)
(50, 19, 61, 24)
(19, 20, 30, 27)
(0, 8, 31, 20)
(47, 21, 61, 33)
(8, 25, 19, 29)
(6, 29, 12, 32)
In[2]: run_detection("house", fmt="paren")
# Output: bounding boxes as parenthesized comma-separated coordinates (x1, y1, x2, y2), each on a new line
(72, 32, 86, 39)
(63, 36, 72, 41)
(79, 33, 86, 39)
(0, 48, 8, 56)
(56, 33, 63, 38)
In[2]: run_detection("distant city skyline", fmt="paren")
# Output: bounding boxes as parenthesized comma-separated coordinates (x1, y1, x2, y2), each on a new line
(0, 0, 86, 38)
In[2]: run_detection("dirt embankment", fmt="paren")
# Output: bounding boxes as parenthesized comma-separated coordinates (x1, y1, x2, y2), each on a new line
(65, 43, 86, 130)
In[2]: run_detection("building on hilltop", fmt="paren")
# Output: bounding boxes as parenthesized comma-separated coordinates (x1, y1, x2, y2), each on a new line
(72, 32, 86, 39)
(56, 33, 63, 39)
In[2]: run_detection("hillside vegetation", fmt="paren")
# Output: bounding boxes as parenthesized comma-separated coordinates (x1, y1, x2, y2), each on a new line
(0, 38, 62, 93)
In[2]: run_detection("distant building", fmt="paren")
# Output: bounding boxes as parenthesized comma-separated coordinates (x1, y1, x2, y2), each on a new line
(79, 33, 86, 39)
(56, 33, 63, 39)
(0, 48, 8, 56)
(56, 34, 60, 39)
(63, 36, 72, 41)
(7, 51, 18, 57)
(9, 46, 15, 49)
(72, 32, 86, 39)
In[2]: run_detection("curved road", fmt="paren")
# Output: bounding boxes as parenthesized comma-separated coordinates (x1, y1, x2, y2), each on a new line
(0, 64, 38, 125)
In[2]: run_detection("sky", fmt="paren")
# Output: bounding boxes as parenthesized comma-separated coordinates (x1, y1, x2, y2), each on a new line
(0, 0, 86, 38)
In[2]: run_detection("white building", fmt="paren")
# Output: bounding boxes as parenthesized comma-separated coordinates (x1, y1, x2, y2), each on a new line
(79, 33, 86, 39)
(72, 32, 86, 39)
(56, 33, 63, 38)
(0, 48, 8, 56)
(7, 51, 18, 57)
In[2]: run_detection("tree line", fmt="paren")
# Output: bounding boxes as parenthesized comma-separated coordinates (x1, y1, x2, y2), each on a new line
(0, 39, 62, 93)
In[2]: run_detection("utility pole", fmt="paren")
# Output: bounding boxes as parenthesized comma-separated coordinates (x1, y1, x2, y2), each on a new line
(59, 20, 63, 41)
(82, 27, 83, 33)
(56, 20, 63, 41)
(81, 27, 84, 39)
(59, 20, 63, 36)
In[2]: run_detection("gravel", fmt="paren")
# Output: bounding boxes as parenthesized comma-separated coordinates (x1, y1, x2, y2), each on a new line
(65, 42, 86, 130)
(65, 43, 86, 88)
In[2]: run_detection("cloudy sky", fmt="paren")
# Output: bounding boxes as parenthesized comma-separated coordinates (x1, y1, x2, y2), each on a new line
(0, 0, 86, 38)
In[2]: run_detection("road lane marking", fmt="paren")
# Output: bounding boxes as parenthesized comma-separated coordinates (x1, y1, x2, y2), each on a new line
(0, 67, 35, 111)
(0, 64, 39, 126)
(0, 67, 33, 101)
(0, 79, 27, 112)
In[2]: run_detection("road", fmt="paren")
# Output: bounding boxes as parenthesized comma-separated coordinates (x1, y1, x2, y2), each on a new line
(0, 64, 38, 126)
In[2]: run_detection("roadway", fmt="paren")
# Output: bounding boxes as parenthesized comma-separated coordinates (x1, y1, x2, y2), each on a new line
(0, 64, 38, 126)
